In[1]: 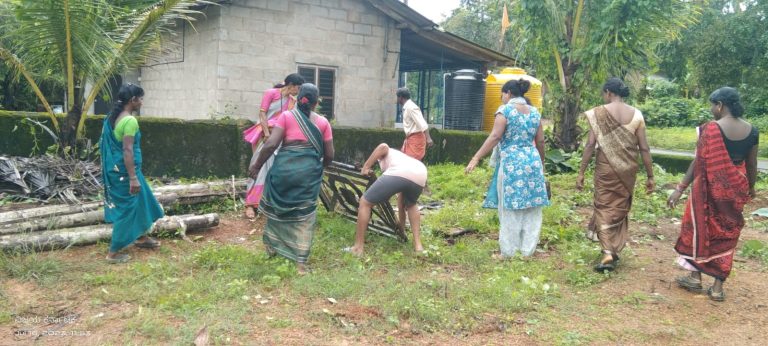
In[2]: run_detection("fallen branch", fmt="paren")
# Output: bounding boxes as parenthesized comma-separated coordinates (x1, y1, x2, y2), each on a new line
(0, 213, 220, 251)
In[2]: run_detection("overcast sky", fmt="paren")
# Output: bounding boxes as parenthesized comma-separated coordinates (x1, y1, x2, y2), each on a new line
(405, 0, 461, 23)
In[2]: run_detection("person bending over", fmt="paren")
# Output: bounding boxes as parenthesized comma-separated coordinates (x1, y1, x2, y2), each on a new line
(347, 143, 427, 256)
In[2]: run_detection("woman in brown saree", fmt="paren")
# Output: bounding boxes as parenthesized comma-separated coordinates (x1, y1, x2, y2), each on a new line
(668, 87, 758, 301)
(577, 78, 655, 272)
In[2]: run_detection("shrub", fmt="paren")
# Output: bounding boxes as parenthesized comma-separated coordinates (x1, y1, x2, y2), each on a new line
(750, 114, 768, 133)
(639, 97, 710, 127)
(645, 78, 680, 99)
(742, 85, 768, 117)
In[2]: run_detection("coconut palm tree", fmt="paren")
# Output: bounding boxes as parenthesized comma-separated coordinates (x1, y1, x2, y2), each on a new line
(509, 0, 700, 151)
(0, 0, 214, 149)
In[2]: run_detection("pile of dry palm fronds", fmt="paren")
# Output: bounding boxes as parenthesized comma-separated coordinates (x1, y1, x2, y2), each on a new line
(0, 155, 101, 204)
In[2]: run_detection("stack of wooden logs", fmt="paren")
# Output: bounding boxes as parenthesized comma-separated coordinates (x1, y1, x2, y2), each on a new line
(0, 180, 246, 251)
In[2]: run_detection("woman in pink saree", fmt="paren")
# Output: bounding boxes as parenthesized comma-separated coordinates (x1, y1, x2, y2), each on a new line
(243, 73, 305, 218)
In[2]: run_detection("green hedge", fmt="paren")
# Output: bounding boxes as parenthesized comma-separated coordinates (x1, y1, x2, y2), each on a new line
(0, 111, 249, 178)
(330, 127, 488, 166)
(0, 111, 487, 178)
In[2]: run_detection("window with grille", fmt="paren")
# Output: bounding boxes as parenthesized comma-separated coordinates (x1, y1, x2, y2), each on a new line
(297, 65, 336, 119)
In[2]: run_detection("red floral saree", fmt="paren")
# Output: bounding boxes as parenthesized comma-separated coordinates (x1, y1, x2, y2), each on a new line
(674, 122, 751, 280)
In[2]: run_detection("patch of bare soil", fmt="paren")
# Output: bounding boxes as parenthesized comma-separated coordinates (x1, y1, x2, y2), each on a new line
(547, 196, 768, 345)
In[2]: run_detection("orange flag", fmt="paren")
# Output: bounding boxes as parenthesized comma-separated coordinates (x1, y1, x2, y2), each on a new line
(501, 3, 510, 37)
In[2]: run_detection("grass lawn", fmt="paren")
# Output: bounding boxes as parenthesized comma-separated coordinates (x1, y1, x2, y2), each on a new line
(1, 164, 767, 344)
(647, 127, 768, 158)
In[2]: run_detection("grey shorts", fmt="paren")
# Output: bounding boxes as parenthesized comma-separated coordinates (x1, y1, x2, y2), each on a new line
(363, 175, 423, 207)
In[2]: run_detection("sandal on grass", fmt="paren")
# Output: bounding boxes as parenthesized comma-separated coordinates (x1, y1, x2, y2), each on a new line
(135, 237, 161, 249)
(593, 261, 615, 272)
(264, 245, 277, 258)
(707, 287, 725, 302)
(106, 253, 131, 264)
(676, 275, 704, 292)
(593, 252, 618, 272)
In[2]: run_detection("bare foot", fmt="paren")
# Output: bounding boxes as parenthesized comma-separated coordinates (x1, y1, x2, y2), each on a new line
(343, 246, 364, 257)
(491, 253, 507, 261)
(297, 263, 311, 275)
(244, 207, 256, 219)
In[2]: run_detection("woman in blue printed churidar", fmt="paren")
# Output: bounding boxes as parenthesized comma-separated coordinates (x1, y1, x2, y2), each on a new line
(250, 83, 334, 275)
(465, 79, 549, 258)
(100, 84, 164, 264)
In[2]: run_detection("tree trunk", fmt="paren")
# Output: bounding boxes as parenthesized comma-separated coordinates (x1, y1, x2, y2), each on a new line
(154, 213, 220, 231)
(554, 90, 583, 152)
(153, 180, 247, 195)
(60, 85, 84, 150)
(0, 201, 102, 226)
(1, 70, 15, 110)
(60, 106, 80, 150)
(0, 193, 178, 226)
(0, 210, 104, 235)
(0, 213, 219, 251)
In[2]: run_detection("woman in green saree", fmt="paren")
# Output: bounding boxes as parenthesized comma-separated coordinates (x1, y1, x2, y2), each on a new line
(100, 84, 164, 264)
(250, 83, 334, 274)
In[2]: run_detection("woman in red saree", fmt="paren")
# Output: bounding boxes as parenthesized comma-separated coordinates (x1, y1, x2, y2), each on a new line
(668, 87, 759, 302)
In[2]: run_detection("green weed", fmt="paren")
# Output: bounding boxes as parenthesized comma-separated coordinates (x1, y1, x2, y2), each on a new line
(739, 240, 768, 265)
(427, 163, 492, 201)
(618, 291, 652, 307)
(0, 252, 63, 284)
(82, 272, 119, 287)
(423, 201, 497, 236)
(267, 318, 293, 328)
(557, 330, 590, 345)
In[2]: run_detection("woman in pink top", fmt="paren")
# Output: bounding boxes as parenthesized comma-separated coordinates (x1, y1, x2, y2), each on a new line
(346, 143, 428, 256)
(250, 83, 334, 274)
(243, 73, 305, 218)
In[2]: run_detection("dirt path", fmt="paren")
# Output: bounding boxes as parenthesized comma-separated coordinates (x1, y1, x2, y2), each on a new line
(542, 219, 768, 345)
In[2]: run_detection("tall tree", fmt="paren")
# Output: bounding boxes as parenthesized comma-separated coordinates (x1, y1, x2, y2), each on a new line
(508, 0, 700, 150)
(0, 0, 212, 150)
(659, 0, 768, 115)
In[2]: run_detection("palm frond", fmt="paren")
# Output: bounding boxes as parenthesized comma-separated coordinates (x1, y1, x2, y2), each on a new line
(0, 46, 59, 131)
(79, 0, 215, 136)
(1, 0, 117, 112)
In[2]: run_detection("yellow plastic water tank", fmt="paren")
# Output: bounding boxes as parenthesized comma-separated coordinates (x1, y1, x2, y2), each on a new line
(482, 67, 543, 131)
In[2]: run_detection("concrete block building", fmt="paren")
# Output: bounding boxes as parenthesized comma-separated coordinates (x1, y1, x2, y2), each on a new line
(130, 0, 514, 128)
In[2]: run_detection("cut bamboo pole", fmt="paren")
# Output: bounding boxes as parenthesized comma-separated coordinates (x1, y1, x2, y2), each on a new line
(0, 213, 220, 251)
